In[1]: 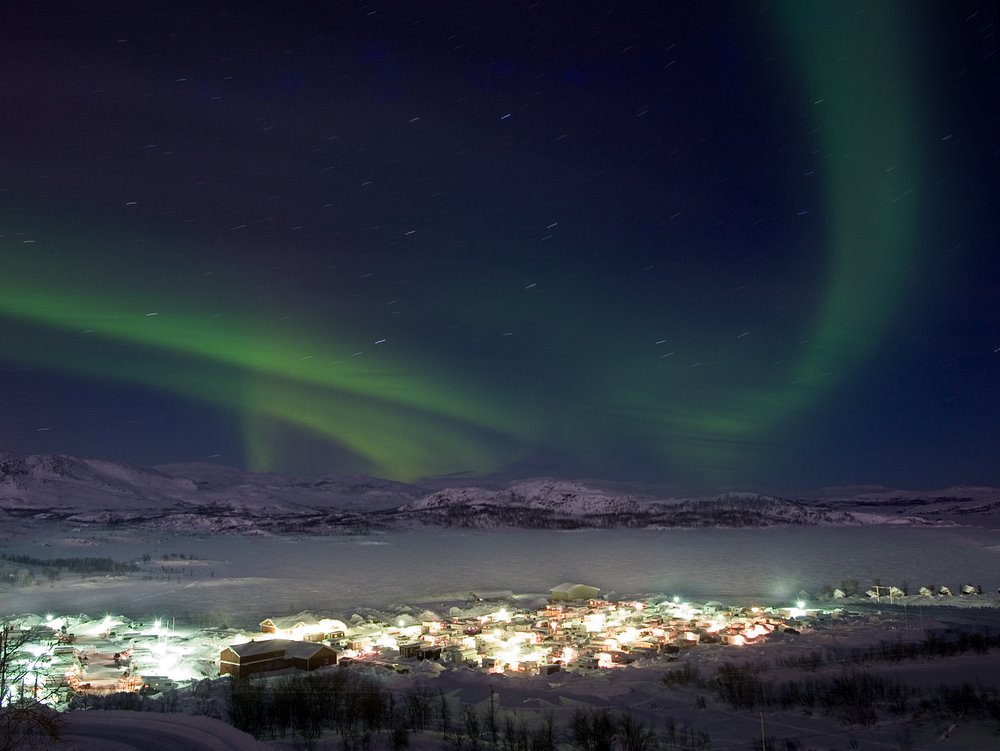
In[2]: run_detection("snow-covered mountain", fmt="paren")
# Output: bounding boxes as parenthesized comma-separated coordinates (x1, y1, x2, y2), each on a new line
(0, 453, 423, 534)
(405, 479, 647, 514)
(2, 452, 997, 534)
(386, 483, 866, 529)
(0, 452, 197, 505)
(153, 461, 424, 512)
(800, 485, 1000, 526)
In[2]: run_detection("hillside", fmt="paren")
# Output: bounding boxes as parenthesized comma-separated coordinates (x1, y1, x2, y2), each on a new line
(381, 482, 865, 529)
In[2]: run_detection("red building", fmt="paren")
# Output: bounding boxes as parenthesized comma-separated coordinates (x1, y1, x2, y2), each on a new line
(220, 639, 338, 678)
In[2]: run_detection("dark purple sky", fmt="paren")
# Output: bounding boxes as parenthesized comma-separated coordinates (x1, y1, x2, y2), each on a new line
(2, 1, 998, 492)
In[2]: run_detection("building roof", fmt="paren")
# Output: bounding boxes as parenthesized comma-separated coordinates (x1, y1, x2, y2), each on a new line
(227, 638, 333, 660)
(260, 612, 322, 630)
(551, 582, 598, 594)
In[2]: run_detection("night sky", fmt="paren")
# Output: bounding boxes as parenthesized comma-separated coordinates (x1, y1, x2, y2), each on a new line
(2, 1, 998, 493)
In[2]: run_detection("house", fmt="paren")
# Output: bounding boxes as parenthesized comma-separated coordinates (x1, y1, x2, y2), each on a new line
(259, 613, 348, 642)
(417, 646, 442, 661)
(260, 613, 318, 634)
(627, 641, 659, 656)
(220, 639, 338, 678)
(140, 676, 178, 694)
(550, 583, 600, 602)
(443, 646, 479, 665)
(398, 642, 423, 659)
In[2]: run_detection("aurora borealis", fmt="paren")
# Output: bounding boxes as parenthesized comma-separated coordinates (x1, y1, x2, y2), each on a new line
(2, 2, 998, 491)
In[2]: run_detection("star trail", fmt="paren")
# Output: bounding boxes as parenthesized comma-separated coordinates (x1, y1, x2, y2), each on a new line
(2, 2, 997, 491)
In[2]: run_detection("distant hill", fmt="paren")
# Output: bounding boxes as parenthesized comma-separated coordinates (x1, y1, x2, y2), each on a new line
(379, 482, 864, 529)
(2, 452, 997, 535)
(0, 452, 421, 534)
(0, 452, 197, 505)
(799, 485, 1000, 527)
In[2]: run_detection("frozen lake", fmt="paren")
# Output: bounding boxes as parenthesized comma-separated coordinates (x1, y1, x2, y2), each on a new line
(2, 525, 999, 624)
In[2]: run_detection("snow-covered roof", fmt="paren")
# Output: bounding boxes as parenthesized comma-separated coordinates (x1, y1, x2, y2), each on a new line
(551, 582, 597, 594)
(228, 638, 332, 660)
(260, 612, 321, 629)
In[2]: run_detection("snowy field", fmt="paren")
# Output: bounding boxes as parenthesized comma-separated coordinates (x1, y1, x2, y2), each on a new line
(2, 524, 998, 624)
(4, 523, 1000, 751)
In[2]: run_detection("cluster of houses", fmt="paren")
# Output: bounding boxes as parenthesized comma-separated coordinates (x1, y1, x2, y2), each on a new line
(834, 583, 984, 602)
(7, 585, 831, 703)
(9, 615, 188, 701)
(218, 583, 812, 679)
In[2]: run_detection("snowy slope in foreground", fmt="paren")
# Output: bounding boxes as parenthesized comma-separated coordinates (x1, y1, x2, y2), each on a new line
(61, 710, 266, 750)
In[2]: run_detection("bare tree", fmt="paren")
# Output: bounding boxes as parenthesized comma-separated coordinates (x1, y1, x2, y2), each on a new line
(438, 687, 452, 738)
(485, 685, 499, 749)
(1, 619, 62, 751)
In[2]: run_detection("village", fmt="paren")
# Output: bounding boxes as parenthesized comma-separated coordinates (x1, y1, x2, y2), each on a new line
(221, 582, 821, 680)
(5, 581, 852, 706)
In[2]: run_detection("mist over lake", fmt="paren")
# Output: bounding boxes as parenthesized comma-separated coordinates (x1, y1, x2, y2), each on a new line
(3, 526, 998, 623)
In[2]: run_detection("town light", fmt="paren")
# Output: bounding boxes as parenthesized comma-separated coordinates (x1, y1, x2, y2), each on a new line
(45, 616, 66, 631)
(787, 601, 808, 618)
(89, 615, 119, 636)
(584, 613, 605, 633)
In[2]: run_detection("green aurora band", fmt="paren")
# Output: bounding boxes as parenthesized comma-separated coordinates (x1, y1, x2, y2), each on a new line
(1, 3, 925, 484)
(0, 267, 539, 479)
(606, 1, 922, 483)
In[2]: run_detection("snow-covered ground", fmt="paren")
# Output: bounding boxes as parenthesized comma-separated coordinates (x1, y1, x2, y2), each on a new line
(59, 710, 266, 751)
(3, 455, 1000, 750)
(34, 604, 1000, 751)
(4, 523, 1000, 751)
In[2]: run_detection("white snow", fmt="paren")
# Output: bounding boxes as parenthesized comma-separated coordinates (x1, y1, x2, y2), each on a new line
(60, 710, 266, 750)
(3, 454, 1000, 750)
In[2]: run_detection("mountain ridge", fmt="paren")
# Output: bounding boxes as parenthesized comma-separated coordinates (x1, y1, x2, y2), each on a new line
(2, 452, 998, 534)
